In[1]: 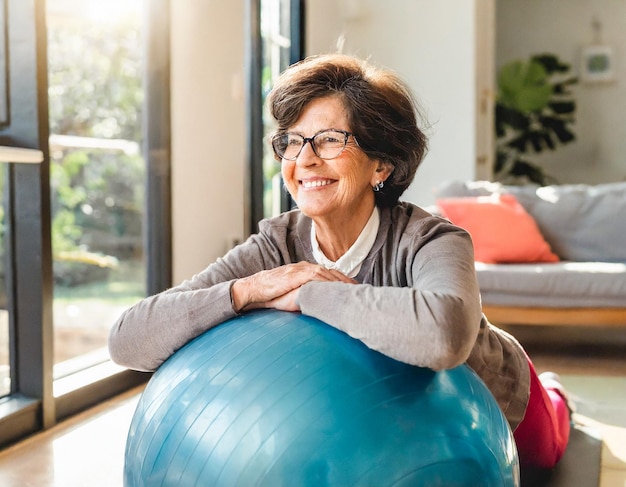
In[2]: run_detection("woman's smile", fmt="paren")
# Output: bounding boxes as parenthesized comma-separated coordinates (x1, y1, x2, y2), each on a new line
(299, 178, 336, 189)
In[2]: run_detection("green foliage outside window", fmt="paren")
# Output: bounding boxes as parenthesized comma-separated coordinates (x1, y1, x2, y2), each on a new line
(48, 16, 145, 287)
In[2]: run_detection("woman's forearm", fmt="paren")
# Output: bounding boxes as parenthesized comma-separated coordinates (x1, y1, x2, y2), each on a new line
(108, 280, 238, 371)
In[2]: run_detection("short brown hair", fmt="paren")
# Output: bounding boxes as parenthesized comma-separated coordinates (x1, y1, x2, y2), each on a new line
(268, 53, 428, 207)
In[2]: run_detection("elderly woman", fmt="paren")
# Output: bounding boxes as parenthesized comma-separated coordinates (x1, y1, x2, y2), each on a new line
(109, 53, 570, 470)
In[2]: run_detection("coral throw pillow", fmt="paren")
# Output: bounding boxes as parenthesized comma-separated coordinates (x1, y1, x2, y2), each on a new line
(437, 194, 560, 263)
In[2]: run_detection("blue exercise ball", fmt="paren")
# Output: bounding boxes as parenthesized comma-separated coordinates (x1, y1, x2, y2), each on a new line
(124, 309, 519, 487)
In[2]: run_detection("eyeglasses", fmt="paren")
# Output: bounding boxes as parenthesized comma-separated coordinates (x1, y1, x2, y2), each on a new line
(271, 129, 357, 161)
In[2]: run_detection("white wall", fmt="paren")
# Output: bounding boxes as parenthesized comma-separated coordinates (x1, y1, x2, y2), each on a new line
(497, 0, 626, 184)
(170, 0, 246, 283)
(307, 0, 479, 206)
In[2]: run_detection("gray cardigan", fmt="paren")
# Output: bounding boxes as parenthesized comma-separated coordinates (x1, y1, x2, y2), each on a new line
(109, 202, 530, 428)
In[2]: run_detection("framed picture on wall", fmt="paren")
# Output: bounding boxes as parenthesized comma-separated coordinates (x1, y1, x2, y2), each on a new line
(581, 45, 615, 83)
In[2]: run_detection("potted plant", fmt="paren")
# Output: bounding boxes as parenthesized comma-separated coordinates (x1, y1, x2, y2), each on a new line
(495, 53, 578, 185)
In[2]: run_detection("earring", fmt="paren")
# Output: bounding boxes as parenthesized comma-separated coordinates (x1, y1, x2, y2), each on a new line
(373, 181, 384, 192)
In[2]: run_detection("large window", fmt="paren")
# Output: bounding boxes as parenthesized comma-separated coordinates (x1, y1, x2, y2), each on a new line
(260, 0, 295, 218)
(0, 0, 170, 448)
(47, 0, 147, 381)
(248, 0, 304, 231)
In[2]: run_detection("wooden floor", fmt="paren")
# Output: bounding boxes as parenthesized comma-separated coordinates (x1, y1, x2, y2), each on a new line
(0, 387, 142, 487)
(0, 330, 624, 487)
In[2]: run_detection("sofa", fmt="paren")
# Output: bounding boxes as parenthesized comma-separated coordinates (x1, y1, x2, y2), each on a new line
(431, 180, 626, 327)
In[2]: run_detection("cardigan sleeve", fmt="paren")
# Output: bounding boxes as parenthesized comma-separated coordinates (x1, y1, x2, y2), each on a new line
(297, 219, 483, 370)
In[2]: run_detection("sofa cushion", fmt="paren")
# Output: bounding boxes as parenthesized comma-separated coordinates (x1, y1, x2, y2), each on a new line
(476, 261, 626, 308)
(437, 194, 559, 263)
(435, 181, 626, 262)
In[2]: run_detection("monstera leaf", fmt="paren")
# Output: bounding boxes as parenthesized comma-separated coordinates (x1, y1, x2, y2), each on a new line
(497, 59, 553, 113)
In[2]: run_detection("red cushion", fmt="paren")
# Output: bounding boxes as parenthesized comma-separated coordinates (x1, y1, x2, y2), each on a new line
(437, 194, 559, 263)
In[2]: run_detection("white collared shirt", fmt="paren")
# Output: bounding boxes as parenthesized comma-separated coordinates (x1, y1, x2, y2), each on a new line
(310, 207, 380, 278)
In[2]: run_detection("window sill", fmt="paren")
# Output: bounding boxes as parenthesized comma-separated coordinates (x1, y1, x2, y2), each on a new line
(0, 394, 40, 449)
(54, 361, 149, 421)
(0, 362, 149, 448)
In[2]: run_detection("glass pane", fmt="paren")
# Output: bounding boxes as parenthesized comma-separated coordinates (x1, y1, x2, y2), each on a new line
(47, 0, 146, 379)
(0, 166, 9, 397)
(261, 0, 293, 218)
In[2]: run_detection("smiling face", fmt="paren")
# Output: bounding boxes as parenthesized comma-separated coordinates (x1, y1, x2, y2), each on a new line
(280, 96, 391, 226)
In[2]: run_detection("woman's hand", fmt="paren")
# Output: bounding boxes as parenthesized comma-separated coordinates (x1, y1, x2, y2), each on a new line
(231, 262, 356, 312)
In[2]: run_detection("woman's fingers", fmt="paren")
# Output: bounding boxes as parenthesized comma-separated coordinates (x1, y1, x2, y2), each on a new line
(231, 262, 355, 312)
